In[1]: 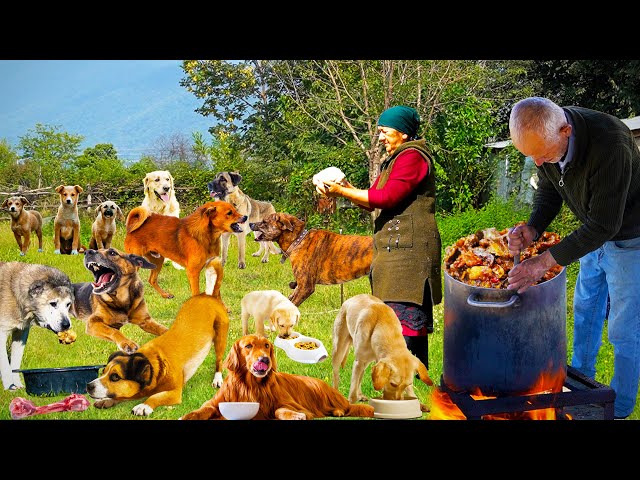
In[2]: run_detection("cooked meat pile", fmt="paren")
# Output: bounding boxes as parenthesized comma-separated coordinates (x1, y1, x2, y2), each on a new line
(444, 225, 563, 289)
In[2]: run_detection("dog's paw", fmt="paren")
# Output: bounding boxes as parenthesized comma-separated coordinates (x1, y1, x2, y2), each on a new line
(38, 248, 43, 252)
(420, 403, 430, 413)
(238, 262, 246, 269)
(120, 341, 139, 355)
(289, 281, 297, 289)
(19, 252, 25, 256)
(132, 403, 153, 416)
(53, 249, 61, 254)
(71, 250, 78, 255)
(93, 398, 117, 409)
(211, 372, 224, 388)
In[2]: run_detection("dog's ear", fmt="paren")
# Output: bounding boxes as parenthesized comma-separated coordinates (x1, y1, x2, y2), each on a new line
(1, 198, 7, 209)
(371, 359, 393, 391)
(269, 339, 278, 372)
(126, 254, 157, 270)
(95, 204, 102, 214)
(55, 185, 65, 194)
(229, 172, 242, 186)
(28, 280, 46, 298)
(223, 341, 242, 373)
(280, 215, 295, 232)
(415, 359, 433, 386)
(74, 185, 84, 194)
(20, 196, 30, 205)
(143, 174, 151, 188)
(116, 205, 124, 220)
(129, 353, 153, 387)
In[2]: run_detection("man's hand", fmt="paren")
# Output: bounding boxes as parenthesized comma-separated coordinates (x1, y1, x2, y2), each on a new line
(507, 249, 558, 293)
(507, 224, 538, 257)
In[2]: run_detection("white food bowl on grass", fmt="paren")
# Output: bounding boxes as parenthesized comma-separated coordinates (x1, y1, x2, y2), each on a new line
(369, 396, 423, 419)
(218, 402, 260, 420)
(274, 332, 328, 364)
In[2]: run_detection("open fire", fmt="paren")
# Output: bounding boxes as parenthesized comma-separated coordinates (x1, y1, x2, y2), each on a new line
(430, 365, 615, 420)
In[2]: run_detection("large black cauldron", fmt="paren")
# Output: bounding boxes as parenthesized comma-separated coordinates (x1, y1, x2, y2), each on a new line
(442, 268, 567, 396)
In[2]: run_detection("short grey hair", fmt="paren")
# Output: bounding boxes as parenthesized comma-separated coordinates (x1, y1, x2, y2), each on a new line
(509, 97, 567, 144)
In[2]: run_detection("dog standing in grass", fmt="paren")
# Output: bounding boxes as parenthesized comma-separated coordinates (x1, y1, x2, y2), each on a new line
(53, 184, 84, 255)
(1, 196, 43, 256)
(89, 201, 124, 250)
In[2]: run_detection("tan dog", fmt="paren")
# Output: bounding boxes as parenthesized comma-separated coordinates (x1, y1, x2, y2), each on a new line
(207, 171, 281, 269)
(124, 201, 247, 300)
(332, 293, 433, 404)
(89, 201, 124, 250)
(1, 196, 43, 256)
(240, 289, 300, 337)
(181, 334, 374, 420)
(53, 184, 84, 255)
(86, 294, 230, 416)
(249, 212, 373, 306)
(141, 170, 180, 217)
(72, 248, 168, 354)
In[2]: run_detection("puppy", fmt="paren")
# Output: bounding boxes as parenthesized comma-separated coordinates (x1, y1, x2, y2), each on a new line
(89, 201, 124, 250)
(240, 289, 300, 337)
(1, 196, 43, 256)
(72, 248, 168, 354)
(124, 201, 247, 300)
(249, 212, 373, 306)
(332, 293, 433, 404)
(141, 170, 180, 217)
(0, 262, 74, 390)
(180, 334, 374, 420)
(207, 171, 281, 269)
(53, 184, 84, 255)
(87, 294, 230, 416)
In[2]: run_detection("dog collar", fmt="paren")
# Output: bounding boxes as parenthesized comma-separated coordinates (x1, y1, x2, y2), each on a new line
(280, 229, 309, 264)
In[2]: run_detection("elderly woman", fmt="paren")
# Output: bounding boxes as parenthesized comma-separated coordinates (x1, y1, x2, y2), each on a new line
(320, 105, 442, 369)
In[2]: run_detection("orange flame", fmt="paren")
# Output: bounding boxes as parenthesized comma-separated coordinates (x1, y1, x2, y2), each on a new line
(430, 367, 569, 420)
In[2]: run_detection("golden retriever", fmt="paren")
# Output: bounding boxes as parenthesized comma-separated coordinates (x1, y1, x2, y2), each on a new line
(141, 170, 180, 217)
(240, 289, 300, 337)
(332, 293, 433, 404)
(180, 334, 375, 420)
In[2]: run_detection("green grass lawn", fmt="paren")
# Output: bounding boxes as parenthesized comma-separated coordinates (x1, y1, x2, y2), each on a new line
(0, 212, 635, 421)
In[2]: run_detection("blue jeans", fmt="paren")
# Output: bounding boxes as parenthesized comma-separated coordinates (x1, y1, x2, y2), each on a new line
(571, 236, 640, 418)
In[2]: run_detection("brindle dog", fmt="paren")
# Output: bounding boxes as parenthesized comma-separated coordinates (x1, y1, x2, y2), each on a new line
(71, 248, 168, 354)
(249, 212, 373, 306)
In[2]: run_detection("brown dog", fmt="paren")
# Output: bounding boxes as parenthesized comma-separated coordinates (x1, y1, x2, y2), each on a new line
(332, 293, 433, 405)
(87, 294, 230, 416)
(124, 201, 247, 300)
(180, 334, 374, 420)
(1, 196, 43, 256)
(54, 184, 84, 255)
(89, 201, 124, 250)
(249, 212, 373, 306)
(71, 248, 168, 354)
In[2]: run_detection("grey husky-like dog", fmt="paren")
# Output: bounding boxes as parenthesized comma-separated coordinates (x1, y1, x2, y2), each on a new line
(0, 262, 75, 390)
(207, 171, 281, 269)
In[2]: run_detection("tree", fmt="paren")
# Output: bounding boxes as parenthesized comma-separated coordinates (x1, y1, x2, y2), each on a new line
(18, 124, 84, 188)
(0, 139, 19, 186)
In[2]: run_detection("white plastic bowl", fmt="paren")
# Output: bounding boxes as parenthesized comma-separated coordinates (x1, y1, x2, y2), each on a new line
(369, 396, 423, 419)
(274, 332, 328, 364)
(218, 402, 260, 420)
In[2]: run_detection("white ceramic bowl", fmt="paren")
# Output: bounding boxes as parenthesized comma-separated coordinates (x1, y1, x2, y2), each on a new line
(218, 402, 260, 420)
(369, 396, 423, 419)
(274, 332, 328, 364)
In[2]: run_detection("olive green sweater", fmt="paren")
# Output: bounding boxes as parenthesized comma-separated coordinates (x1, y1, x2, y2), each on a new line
(528, 106, 640, 266)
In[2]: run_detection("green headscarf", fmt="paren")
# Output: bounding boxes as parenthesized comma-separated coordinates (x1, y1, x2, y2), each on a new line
(377, 105, 421, 138)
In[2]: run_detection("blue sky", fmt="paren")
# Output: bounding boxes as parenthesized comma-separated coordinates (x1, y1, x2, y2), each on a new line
(0, 60, 213, 160)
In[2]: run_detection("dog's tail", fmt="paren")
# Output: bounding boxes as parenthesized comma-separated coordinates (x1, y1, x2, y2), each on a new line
(126, 207, 152, 233)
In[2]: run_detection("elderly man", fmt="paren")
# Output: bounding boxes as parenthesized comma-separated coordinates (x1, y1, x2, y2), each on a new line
(506, 96, 640, 419)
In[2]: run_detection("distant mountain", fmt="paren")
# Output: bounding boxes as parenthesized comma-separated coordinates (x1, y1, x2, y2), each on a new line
(0, 60, 214, 162)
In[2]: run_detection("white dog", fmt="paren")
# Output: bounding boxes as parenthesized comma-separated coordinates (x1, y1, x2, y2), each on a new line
(240, 290, 300, 338)
(0, 262, 75, 390)
(141, 170, 183, 270)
